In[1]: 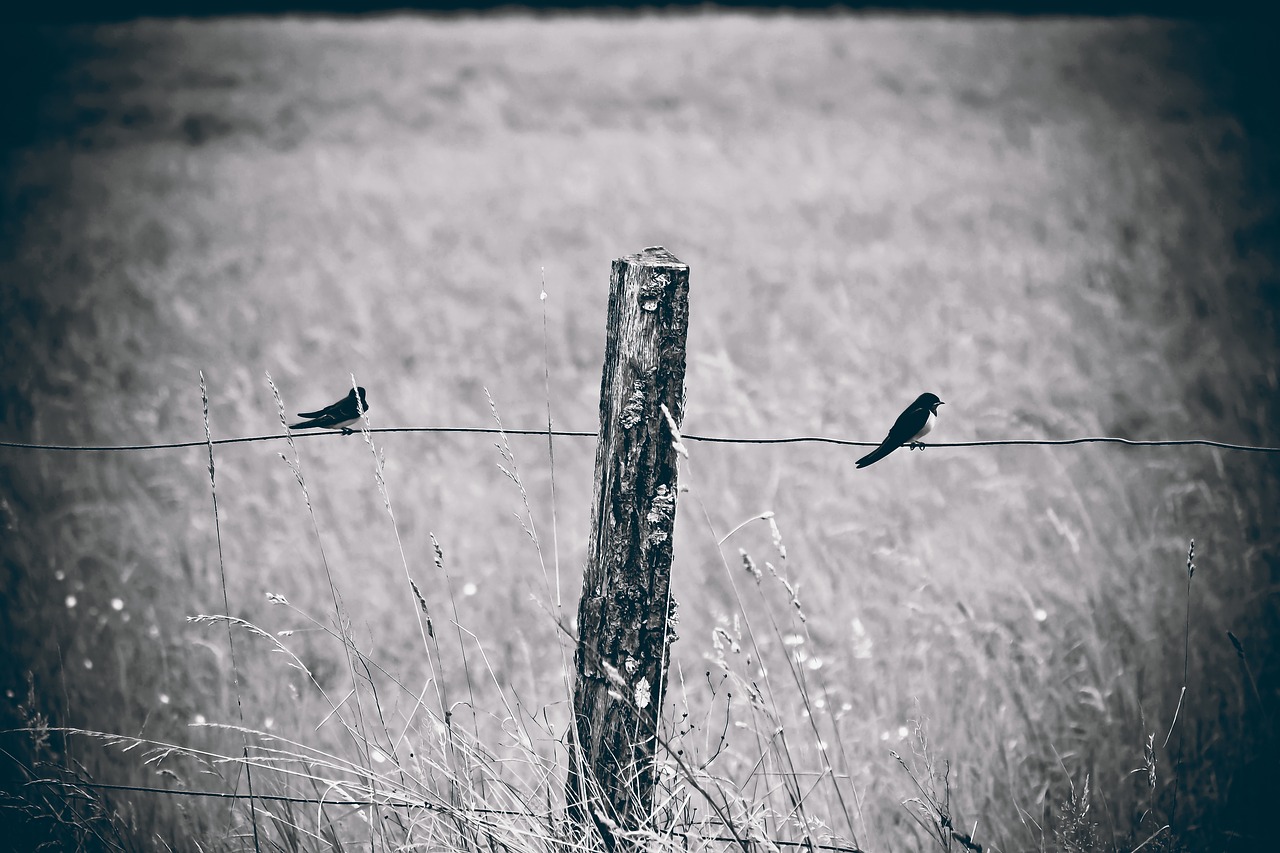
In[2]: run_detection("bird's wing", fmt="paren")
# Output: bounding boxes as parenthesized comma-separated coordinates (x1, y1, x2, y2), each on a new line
(885, 406, 929, 445)
(291, 406, 355, 429)
(296, 398, 350, 419)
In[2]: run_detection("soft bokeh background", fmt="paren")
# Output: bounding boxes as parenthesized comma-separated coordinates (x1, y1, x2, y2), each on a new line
(1, 11, 1277, 851)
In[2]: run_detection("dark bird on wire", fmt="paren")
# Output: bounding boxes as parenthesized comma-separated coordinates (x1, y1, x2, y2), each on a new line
(856, 392, 944, 468)
(289, 387, 368, 434)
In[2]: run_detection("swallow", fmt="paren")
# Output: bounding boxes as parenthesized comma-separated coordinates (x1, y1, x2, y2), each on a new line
(856, 392, 944, 468)
(289, 387, 368, 434)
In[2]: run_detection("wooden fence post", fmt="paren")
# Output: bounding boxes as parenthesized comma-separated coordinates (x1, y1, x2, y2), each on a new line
(568, 246, 690, 848)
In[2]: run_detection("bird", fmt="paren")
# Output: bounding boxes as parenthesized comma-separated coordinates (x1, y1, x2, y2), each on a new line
(856, 392, 944, 468)
(289, 387, 368, 434)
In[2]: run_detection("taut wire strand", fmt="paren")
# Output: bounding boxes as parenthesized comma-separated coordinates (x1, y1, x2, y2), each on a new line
(0, 427, 1277, 454)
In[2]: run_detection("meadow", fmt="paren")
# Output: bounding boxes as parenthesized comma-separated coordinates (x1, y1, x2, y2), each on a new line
(0, 11, 1277, 852)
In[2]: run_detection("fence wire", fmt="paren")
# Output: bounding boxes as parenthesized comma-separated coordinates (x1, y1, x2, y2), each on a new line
(1, 426, 1276, 454)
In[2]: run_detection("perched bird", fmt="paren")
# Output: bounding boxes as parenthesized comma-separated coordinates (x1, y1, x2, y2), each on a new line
(856, 392, 944, 469)
(289, 387, 368, 434)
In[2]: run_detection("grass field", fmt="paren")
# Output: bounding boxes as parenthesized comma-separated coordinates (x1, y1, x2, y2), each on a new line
(1, 10, 1277, 852)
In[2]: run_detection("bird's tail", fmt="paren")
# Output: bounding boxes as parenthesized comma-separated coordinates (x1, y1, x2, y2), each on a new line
(855, 444, 895, 468)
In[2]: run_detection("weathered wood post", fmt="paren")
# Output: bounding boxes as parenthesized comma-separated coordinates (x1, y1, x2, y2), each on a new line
(568, 247, 690, 848)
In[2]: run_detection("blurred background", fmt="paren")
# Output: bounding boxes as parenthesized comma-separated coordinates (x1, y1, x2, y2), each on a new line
(1, 4, 1276, 851)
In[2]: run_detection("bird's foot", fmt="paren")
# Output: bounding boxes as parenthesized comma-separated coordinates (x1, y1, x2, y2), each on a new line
(909, 441, 925, 450)
(341, 428, 354, 436)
